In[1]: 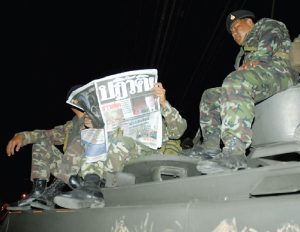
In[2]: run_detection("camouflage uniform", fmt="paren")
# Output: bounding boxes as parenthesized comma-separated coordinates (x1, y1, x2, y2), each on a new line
(18, 116, 84, 183)
(200, 18, 298, 150)
(80, 101, 187, 178)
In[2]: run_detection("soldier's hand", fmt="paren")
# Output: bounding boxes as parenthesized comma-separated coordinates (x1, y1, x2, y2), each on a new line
(153, 82, 167, 108)
(238, 60, 260, 70)
(6, 134, 24, 156)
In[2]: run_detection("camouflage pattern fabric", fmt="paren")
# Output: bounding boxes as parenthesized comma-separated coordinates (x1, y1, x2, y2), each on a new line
(80, 132, 159, 177)
(199, 87, 222, 148)
(80, 101, 187, 178)
(160, 101, 187, 142)
(54, 136, 84, 183)
(18, 116, 84, 183)
(200, 18, 298, 149)
(30, 140, 63, 181)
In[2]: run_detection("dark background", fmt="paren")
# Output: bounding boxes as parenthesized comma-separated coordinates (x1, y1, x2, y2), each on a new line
(1, 0, 298, 203)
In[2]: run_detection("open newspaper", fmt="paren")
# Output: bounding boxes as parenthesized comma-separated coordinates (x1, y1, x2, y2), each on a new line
(67, 69, 162, 162)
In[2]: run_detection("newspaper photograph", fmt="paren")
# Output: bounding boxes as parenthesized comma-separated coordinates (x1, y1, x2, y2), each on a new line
(80, 128, 107, 163)
(67, 81, 104, 129)
(67, 69, 162, 162)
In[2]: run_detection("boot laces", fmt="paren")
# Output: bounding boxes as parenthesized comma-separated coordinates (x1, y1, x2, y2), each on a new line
(44, 178, 65, 195)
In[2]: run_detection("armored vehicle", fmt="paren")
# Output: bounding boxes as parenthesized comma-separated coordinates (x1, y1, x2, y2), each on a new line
(0, 83, 299, 232)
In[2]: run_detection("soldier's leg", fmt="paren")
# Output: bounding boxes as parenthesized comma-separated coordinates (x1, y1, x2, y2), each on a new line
(31, 139, 63, 181)
(200, 87, 222, 144)
(105, 132, 157, 173)
(182, 88, 222, 158)
(30, 139, 71, 210)
(53, 132, 158, 209)
(9, 139, 60, 210)
(199, 88, 222, 152)
(221, 64, 296, 149)
(53, 136, 107, 210)
(215, 65, 296, 171)
(54, 159, 105, 209)
(31, 137, 84, 210)
(52, 136, 83, 184)
(197, 64, 296, 173)
(196, 72, 254, 173)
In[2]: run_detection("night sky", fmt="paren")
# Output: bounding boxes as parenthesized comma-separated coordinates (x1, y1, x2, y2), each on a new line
(1, 0, 298, 203)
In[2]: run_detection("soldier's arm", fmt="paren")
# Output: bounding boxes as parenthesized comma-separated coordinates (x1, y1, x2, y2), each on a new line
(6, 126, 65, 156)
(249, 19, 286, 62)
(161, 101, 187, 139)
(15, 122, 70, 147)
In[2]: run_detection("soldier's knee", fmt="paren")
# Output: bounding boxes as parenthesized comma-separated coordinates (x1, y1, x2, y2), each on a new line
(223, 71, 254, 90)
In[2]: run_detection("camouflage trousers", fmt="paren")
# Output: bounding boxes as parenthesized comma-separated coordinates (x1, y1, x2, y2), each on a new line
(80, 134, 161, 178)
(31, 136, 83, 184)
(200, 62, 298, 149)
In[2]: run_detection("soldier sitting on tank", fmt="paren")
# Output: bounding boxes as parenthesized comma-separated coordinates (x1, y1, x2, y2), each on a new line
(187, 10, 298, 173)
(6, 85, 89, 210)
(53, 82, 187, 209)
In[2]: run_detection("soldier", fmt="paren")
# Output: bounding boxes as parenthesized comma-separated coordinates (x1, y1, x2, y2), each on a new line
(194, 10, 299, 173)
(54, 82, 188, 209)
(6, 85, 86, 210)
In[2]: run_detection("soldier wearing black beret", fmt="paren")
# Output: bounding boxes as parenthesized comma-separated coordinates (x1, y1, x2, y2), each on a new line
(226, 10, 255, 33)
(195, 10, 298, 173)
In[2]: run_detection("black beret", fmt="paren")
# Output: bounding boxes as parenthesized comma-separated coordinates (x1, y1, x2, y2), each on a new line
(226, 10, 255, 33)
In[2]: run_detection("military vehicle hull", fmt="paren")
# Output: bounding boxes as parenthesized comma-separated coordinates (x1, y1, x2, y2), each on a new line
(3, 194, 300, 232)
(2, 157, 300, 232)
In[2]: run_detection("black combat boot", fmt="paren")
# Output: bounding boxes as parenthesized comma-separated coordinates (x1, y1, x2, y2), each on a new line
(7, 179, 47, 210)
(30, 178, 67, 210)
(68, 174, 84, 189)
(54, 174, 105, 209)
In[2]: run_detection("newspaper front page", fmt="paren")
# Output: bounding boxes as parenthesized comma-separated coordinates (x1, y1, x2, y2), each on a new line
(67, 69, 162, 162)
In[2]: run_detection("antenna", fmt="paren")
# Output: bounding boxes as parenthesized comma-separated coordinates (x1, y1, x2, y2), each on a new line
(271, 0, 275, 18)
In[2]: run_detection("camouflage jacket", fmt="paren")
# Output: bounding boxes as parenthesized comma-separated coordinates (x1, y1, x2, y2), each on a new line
(17, 116, 84, 152)
(243, 18, 292, 65)
(161, 101, 187, 143)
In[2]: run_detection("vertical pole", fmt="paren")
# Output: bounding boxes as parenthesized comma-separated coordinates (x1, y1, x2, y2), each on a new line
(271, 0, 275, 18)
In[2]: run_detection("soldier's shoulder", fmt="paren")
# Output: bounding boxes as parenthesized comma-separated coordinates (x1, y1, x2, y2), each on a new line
(258, 18, 286, 27)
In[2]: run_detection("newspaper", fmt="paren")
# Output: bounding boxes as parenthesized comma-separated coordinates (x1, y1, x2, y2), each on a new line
(67, 69, 162, 162)
(80, 128, 107, 162)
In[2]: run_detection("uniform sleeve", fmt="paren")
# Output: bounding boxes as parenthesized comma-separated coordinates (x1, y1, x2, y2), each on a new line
(17, 121, 72, 146)
(247, 19, 288, 62)
(161, 101, 187, 139)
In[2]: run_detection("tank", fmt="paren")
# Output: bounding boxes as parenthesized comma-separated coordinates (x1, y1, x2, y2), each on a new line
(1, 85, 300, 232)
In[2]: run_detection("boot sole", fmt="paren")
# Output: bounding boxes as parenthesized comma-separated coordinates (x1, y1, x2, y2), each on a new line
(54, 196, 105, 209)
(7, 205, 31, 211)
(30, 201, 54, 210)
